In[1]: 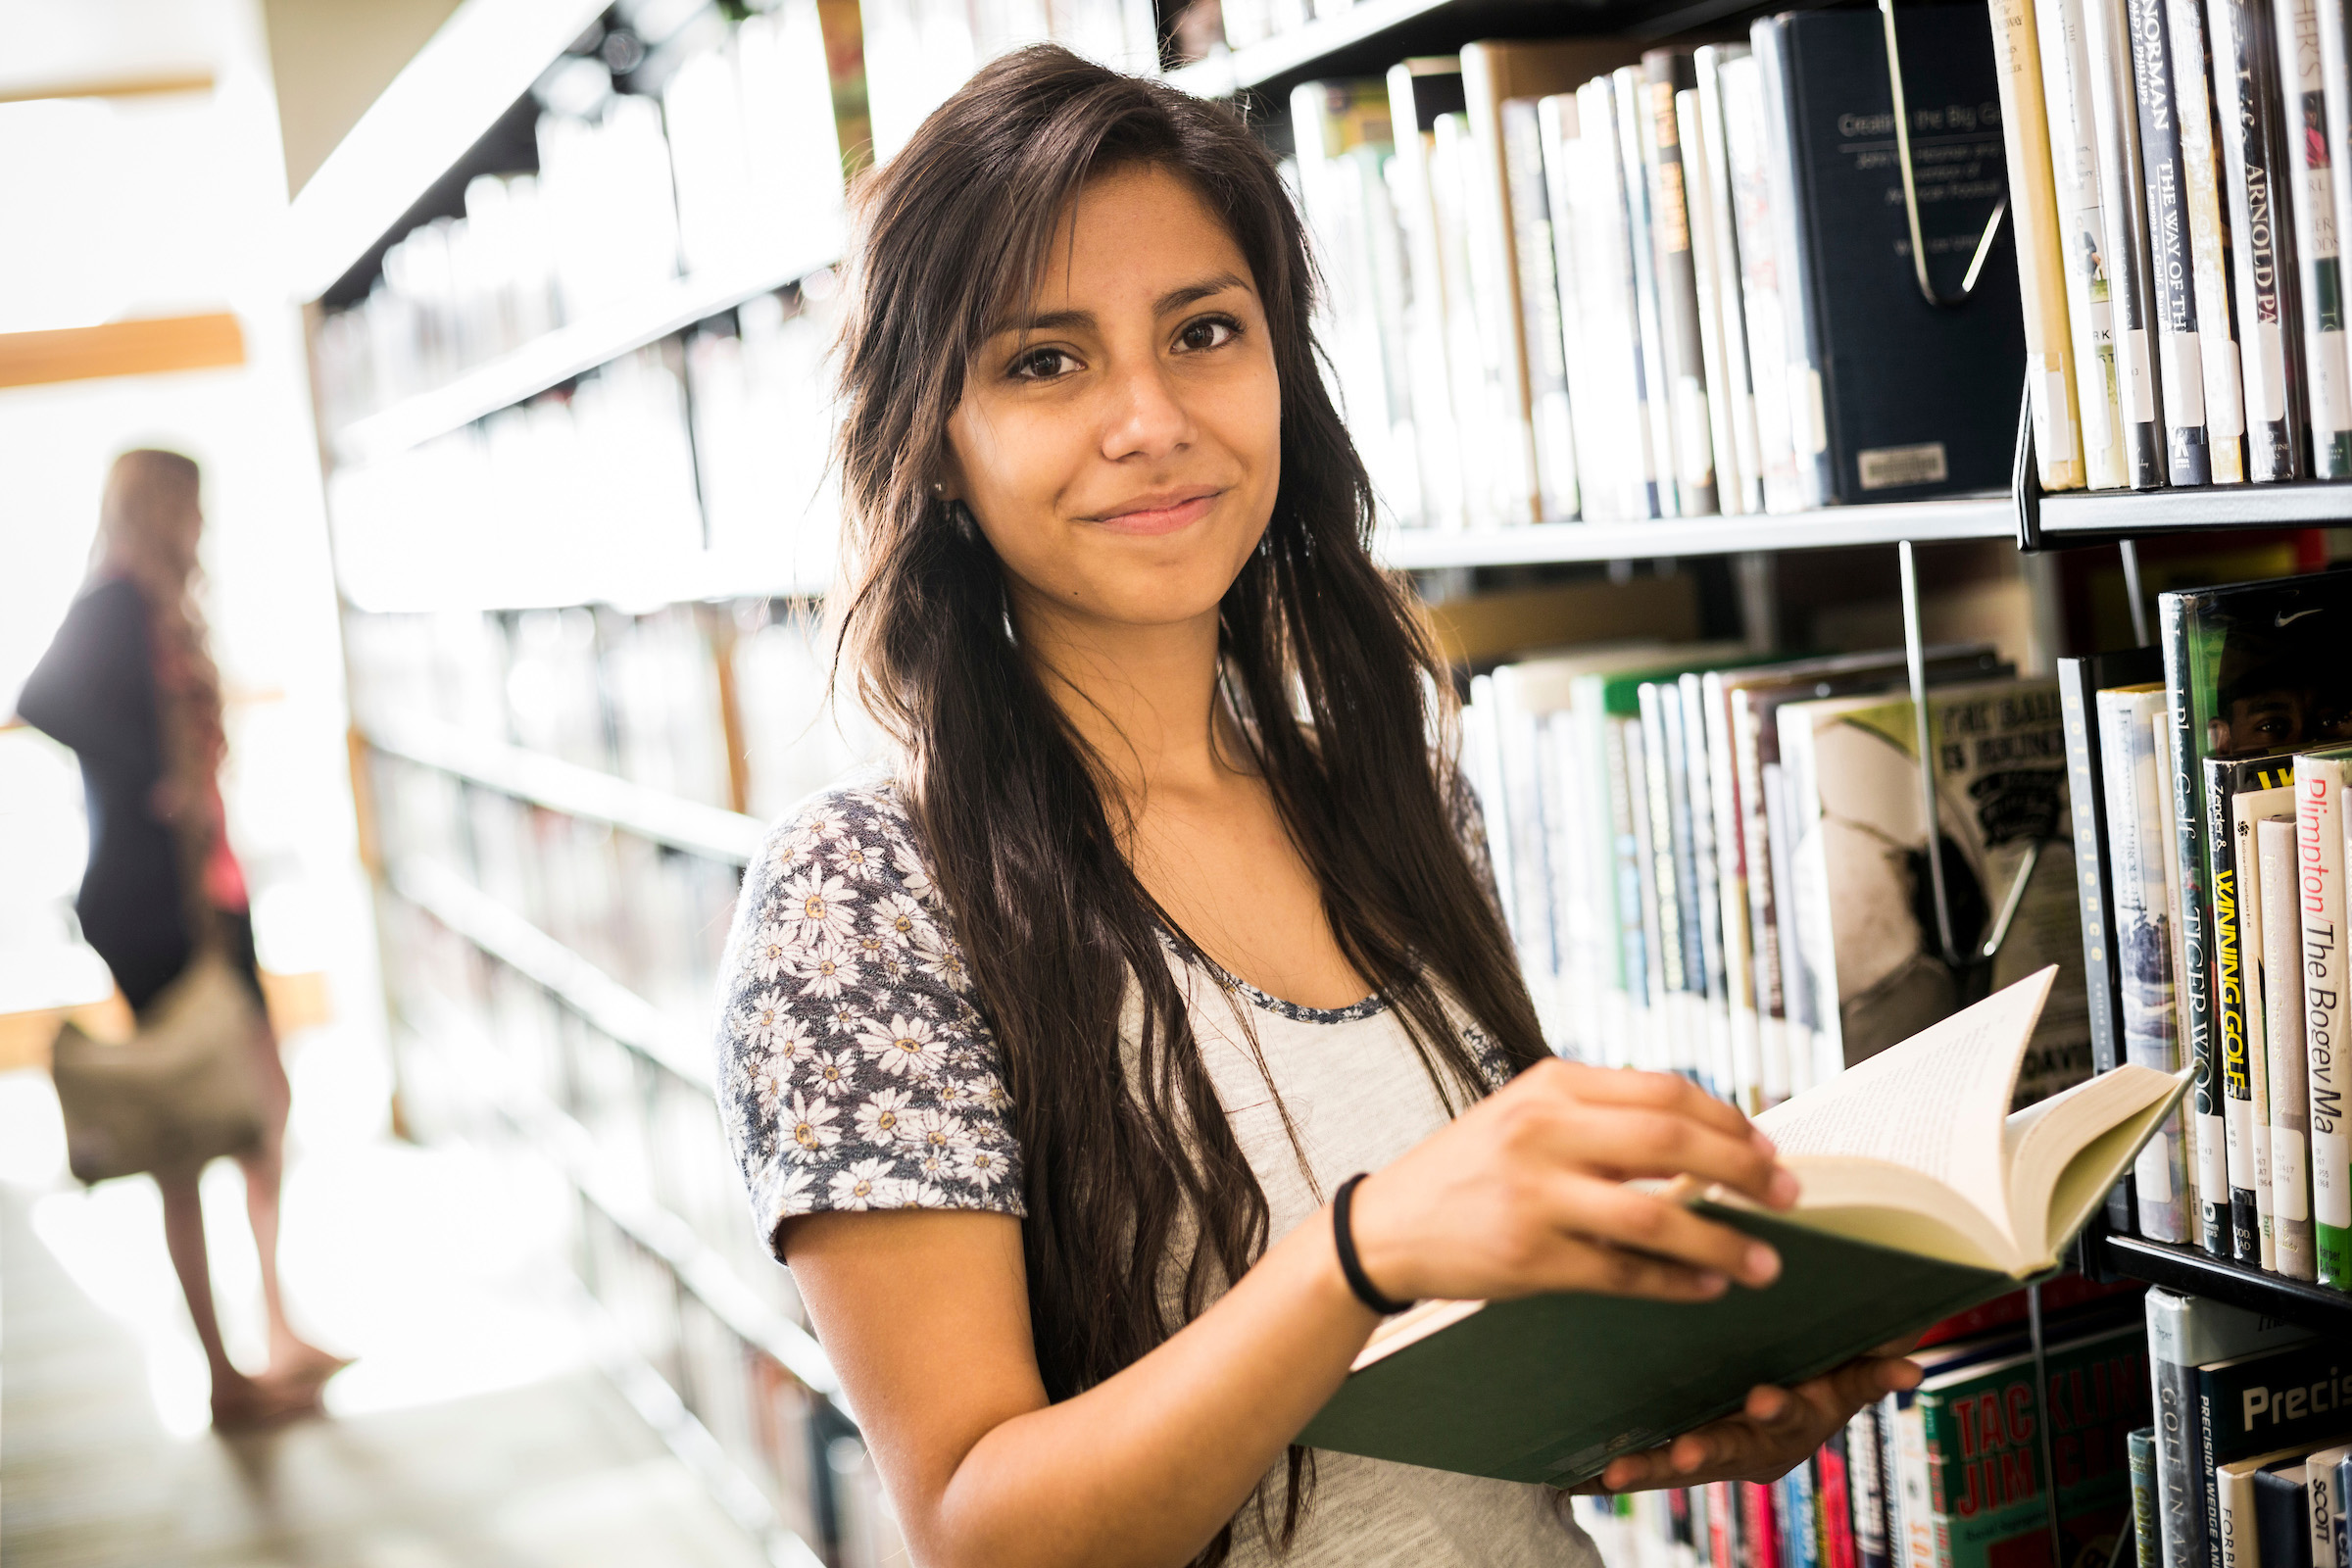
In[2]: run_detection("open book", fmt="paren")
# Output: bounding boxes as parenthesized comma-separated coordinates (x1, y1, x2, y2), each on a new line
(1297, 967, 2191, 1488)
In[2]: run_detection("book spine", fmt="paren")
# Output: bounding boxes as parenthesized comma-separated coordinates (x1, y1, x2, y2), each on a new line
(1681, 87, 1747, 517)
(1386, 68, 1470, 530)
(2277, 0, 2352, 474)
(2324, 0, 2352, 472)
(1852, 1404, 1894, 1568)
(2107, 689, 2192, 1240)
(1544, 92, 1634, 524)
(2198, 1367, 2227, 1568)
(2332, 1454, 2351, 1568)
(1607, 713, 1654, 1069)
(1642, 51, 1719, 516)
(1784, 1462, 1823, 1568)
(2215, 1455, 2253, 1568)
(1821, 1429, 1858, 1568)
(2146, 1291, 2211, 1568)
(1747, 1479, 1787, 1568)
(2206, 0, 2305, 479)
(1892, 1391, 1941, 1568)
(1681, 677, 1738, 1102)
(1586, 75, 1666, 520)
(1618, 66, 1684, 518)
(1997, 0, 2092, 490)
(2207, 756, 2266, 1263)
(2169, 0, 2251, 482)
(2302, 755, 2352, 1287)
(2088, 0, 2174, 484)
(2160, 594, 2230, 1256)
(2241, 795, 2292, 1274)
(2132, 1425, 2162, 1568)
(1502, 99, 1580, 523)
(1750, 16, 1834, 508)
(2128, 0, 2217, 482)
(2042, 0, 2133, 487)
(1711, 1481, 1739, 1568)
(1694, 52, 1765, 515)
(2311, 1454, 2343, 1568)
(2064, 662, 2137, 1232)
(1704, 677, 1764, 1113)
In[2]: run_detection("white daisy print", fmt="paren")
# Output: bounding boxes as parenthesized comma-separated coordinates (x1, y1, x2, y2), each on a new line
(955, 1143, 1008, 1194)
(910, 1147, 952, 1184)
(827, 1158, 905, 1210)
(823, 999, 861, 1036)
(808, 1049, 857, 1097)
(912, 927, 968, 989)
(801, 805, 851, 841)
(777, 870, 859, 942)
(780, 1092, 841, 1163)
(732, 988, 792, 1054)
(874, 892, 928, 949)
(777, 1167, 817, 1216)
(889, 840, 935, 901)
(855, 1087, 914, 1146)
(857, 1013, 951, 1078)
(794, 939, 860, 1000)
(902, 1106, 969, 1157)
(745, 923, 799, 982)
(835, 838, 883, 881)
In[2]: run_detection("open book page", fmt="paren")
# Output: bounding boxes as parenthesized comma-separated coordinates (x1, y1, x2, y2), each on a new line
(1751, 968, 2057, 1268)
(2003, 1061, 2192, 1262)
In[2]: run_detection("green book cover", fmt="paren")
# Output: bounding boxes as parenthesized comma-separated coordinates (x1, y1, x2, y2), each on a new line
(1914, 1318, 2149, 1568)
(1298, 972, 2192, 1489)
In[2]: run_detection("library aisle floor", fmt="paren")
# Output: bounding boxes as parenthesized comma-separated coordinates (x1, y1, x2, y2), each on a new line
(0, 1058, 772, 1568)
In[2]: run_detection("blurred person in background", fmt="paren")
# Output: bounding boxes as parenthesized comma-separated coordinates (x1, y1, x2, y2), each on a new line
(15, 448, 346, 1430)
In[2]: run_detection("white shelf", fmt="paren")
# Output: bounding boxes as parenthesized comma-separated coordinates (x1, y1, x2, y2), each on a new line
(1374, 495, 2016, 569)
(287, 0, 612, 303)
(1165, 0, 1456, 96)
(331, 237, 844, 467)
(2035, 477, 2352, 538)
(366, 718, 768, 865)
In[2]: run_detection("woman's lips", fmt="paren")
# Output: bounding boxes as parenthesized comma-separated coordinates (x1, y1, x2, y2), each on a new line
(1089, 490, 1219, 536)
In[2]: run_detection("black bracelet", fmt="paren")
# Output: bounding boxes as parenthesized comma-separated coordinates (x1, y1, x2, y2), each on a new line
(1332, 1172, 1414, 1316)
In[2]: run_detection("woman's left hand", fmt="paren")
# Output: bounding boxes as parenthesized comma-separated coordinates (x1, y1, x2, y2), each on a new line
(1581, 1352, 1924, 1494)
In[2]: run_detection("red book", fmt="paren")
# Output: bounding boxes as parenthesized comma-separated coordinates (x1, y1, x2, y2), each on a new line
(1741, 1480, 1784, 1568)
(1708, 1481, 1739, 1568)
(1816, 1437, 1858, 1568)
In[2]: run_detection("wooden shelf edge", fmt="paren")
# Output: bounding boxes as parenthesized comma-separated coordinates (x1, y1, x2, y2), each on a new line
(331, 237, 845, 466)
(2098, 1233, 2352, 1334)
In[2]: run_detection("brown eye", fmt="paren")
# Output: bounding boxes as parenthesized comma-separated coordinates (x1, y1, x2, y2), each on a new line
(1176, 316, 1239, 352)
(1011, 348, 1077, 381)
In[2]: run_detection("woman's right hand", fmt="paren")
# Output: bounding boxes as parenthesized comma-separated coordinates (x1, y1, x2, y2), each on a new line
(1347, 1058, 1799, 1306)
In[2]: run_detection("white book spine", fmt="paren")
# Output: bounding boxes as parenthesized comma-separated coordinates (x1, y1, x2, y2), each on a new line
(2301, 756, 2352, 1285)
(2040, 0, 2132, 488)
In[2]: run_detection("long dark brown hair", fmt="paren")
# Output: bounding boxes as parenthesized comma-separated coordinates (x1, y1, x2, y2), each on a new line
(830, 46, 1547, 1557)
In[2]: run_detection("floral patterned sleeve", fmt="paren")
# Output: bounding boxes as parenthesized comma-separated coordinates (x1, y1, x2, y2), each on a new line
(715, 780, 1025, 1259)
(1442, 758, 1507, 926)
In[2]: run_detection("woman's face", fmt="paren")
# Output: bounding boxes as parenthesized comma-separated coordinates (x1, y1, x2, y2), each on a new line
(941, 163, 1282, 635)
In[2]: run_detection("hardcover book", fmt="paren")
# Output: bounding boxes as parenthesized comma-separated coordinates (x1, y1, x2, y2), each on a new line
(2126, 0, 2217, 482)
(1297, 970, 2190, 1488)
(2038, 0, 2132, 488)
(2206, 0, 2305, 481)
(2087, 0, 2173, 485)
(1757, 6, 2029, 503)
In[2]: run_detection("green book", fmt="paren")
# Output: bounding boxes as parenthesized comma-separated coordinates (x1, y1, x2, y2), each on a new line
(1907, 1318, 2148, 1568)
(1299, 968, 2193, 1486)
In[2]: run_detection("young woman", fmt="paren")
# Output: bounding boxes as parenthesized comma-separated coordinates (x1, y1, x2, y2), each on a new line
(17, 450, 345, 1429)
(716, 48, 1919, 1568)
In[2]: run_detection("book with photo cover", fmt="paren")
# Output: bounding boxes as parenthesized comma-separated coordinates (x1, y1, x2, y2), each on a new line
(1298, 969, 2191, 1488)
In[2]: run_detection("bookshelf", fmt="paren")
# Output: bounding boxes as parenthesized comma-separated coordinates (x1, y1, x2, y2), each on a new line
(1377, 495, 2016, 568)
(331, 235, 843, 466)
(2096, 1235, 2352, 1338)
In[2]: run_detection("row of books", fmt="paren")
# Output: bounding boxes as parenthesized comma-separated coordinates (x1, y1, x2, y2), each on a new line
(1576, 1281, 2153, 1568)
(328, 275, 840, 612)
(344, 598, 876, 827)
(2138, 1288, 2352, 1568)
(312, 0, 863, 433)
(1993, 0, 2352, 491)
(1459, 640, 2090, 1113)
(377, 852, 887, 1559)
(2058, 565, 2352, 1286)
(1291, 11, 2027, 530)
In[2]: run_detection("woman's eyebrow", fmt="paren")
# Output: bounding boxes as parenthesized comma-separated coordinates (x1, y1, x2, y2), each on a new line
(1155, 272, 1249, 315)
(992, 273, 1250, 338)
